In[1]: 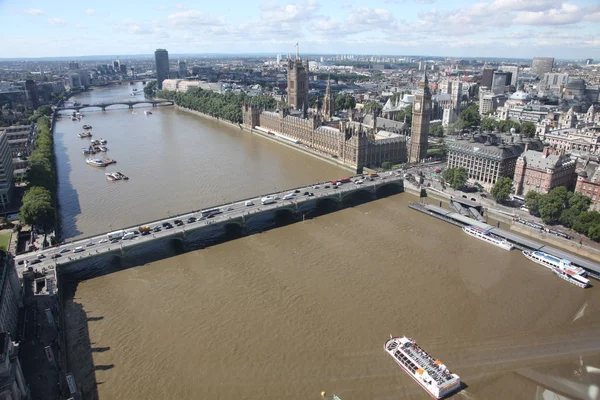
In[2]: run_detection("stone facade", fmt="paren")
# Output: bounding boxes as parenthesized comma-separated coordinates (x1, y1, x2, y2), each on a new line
(409, 75, 431, 163)
(242, 104, 407, 172)
(541, 126, 600, 154)
(447, 133, 544, 189)
(286, 56, 309, 110)
(0, 332, 29, 400)
(0, 256, 21, 338)
(575, 160, 600, 212)
(513, 146, 576, 195)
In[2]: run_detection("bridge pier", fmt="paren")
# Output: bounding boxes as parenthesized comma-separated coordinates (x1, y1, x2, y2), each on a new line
(101, 107, 106, 111)
(129, 104, 134, 109)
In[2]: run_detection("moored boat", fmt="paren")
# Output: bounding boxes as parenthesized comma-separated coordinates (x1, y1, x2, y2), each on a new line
(462, 225, 513, 250)
(552, 266, 589, 288)
(144, 110, 153, 115)
(78, 132, 92, 138)
(384, 336, 461, 399)
(105, 173, 117, 181)
(86, 158, 108, 167)
(83, 125, 92, 129)
(522, 250, 587, 277)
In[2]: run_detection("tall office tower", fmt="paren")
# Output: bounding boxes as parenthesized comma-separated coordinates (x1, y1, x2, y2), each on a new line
(68, 61, 79, 70)
(409, 74, 432, 163)
(481, 67, 496, 89)
(24, 79, 39, 109)
(113, 58, 121, 72)
(491, 71, 508, 94)
(286, 51, 309, 110)
(178, 60, 187, 78)
(586, 59, 593, 66)
(502, 65, 519, 86)
(155, 49, 169, 90)
(120, 64, 127, 75)
(531, 57, 554, 77)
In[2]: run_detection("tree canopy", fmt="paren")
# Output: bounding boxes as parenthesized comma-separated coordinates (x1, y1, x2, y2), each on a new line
(363, 100, 383, 115)
(144, 81, 158, 98)
(334, 93, 356, 111)
(157, 89, 276, 124)
(442, 167, 468, 189)
(457, 105, 480, 130)
(491, 177, 513, 203)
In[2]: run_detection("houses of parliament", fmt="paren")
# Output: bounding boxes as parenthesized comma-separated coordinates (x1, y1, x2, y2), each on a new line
(242, 52, 431, 172)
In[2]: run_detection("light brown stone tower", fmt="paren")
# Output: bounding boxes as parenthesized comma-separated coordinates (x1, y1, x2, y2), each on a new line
(286, 48, 309, 110)
(323, 74, 334, 121)
(409, 73, 432, 163)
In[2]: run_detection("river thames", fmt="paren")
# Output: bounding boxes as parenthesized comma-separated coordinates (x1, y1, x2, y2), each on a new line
(58, 84, 600, 400)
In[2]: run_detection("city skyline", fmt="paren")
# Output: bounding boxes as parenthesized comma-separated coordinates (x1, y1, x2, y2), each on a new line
(0, 0, 599, 59)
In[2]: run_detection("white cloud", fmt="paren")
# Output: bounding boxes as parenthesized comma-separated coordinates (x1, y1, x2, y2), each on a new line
(24, 9, 45, 15)
(47, 18, 67, 25)
(260, 0, 319, 23)
(515, 3, 583, 25)
(84, 8, 96, 15)
(341, 2, 352, 9)
(166, 10, 225, 26)
(174, 4, 188, 9)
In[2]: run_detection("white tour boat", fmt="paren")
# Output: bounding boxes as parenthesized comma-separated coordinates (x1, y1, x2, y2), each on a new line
(551, 266, 589, 288)
(462, 225, 513, 250)
(384, 336, 461, 399)
(523, 250, 590, 288)
(522, 251, 587, 276)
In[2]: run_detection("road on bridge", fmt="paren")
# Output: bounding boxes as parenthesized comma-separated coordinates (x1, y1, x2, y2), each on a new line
(16, 172, 404, 274)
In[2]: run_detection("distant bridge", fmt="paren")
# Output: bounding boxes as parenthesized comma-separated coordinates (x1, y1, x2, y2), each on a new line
(56, 100, 174, 112)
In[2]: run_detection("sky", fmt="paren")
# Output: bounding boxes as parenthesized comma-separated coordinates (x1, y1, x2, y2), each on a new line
(0, 0, 599, 59)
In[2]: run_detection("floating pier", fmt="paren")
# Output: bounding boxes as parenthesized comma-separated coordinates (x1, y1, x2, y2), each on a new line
(410, 202, 600, 280)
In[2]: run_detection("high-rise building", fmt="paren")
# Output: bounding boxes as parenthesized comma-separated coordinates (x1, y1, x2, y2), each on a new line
(113, 58, 121, 73)
(68, 61, 79, 70)
(586, 58, 593, 66)
(409, 74, 432, 163)
(24, 79, 39, 109)
(286, 51, 309, 110)
(481, 67, 496, 89)
(154, 49, 170, 90)
(501, 66, 519, 86)
(120, 63, 127, 75)
(323, 75, 334, 121)
(0, 130, 14, 210)
(531, 57, 554, 77)
(178, 60, 187, 78)
(492, 71, 508, 94)
(77, 70, 90, 87)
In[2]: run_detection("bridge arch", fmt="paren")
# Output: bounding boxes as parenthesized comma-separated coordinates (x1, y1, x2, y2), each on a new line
(312, 197, 340, 217)
(375, 182, 404, 199)
(341, 188, 375, 207)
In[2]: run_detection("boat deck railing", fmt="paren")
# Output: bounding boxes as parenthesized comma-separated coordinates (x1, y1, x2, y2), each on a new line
(402, 343, 454, 386)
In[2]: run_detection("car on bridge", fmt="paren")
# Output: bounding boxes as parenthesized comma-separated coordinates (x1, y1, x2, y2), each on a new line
(60, 248, 70, 254)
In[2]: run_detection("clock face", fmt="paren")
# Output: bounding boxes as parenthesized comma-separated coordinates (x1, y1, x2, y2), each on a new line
(414, 102, 421, 112)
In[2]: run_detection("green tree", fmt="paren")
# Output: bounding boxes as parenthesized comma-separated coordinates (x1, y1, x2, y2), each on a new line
(144, 81, 158, 98)
(538, 186, 571, 224)
(521, 121, 536, 138)
(334, 93, 356, 111)
(19, 187, 55, 231)
(363, 100, 383, 114)
(588, 223, 600, 242)
(572, 211, 600, 235)
(429, 124, 444, 137)
(381, 161, 393, 170)
(481, 117, 496, 132)
(491, 177, 513, 203)
(524, 191, 542, 215)
(458, 104, 480, 129)
(396, 104, 412, 126)
(442, 167, 468, 189)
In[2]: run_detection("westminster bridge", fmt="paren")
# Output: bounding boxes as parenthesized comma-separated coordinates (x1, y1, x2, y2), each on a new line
(16, 175, 405, 279)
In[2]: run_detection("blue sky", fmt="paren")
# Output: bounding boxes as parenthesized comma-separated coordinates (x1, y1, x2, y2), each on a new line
(0, 0, 599, 59)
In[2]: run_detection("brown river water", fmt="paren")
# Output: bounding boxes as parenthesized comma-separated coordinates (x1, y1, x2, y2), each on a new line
(59, 85, 600, 400)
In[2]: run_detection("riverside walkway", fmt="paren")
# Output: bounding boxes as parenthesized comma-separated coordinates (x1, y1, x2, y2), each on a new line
(16, 173, 404, 274)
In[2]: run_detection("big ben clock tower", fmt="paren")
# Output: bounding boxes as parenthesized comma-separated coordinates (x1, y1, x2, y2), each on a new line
(409, 73, 432, 163)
